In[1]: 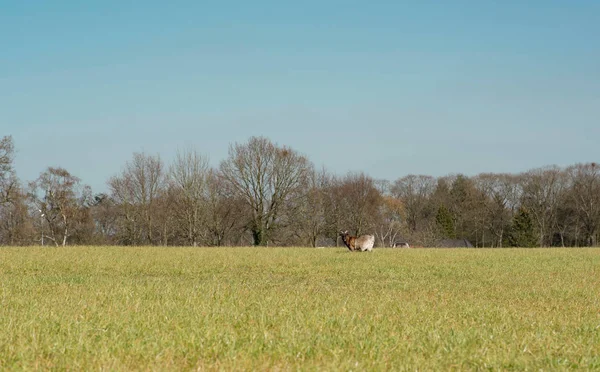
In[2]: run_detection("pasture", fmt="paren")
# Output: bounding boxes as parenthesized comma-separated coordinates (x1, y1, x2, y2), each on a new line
(1, 247, 599, 370)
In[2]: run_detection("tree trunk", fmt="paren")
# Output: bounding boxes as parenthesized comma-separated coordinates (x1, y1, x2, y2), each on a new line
(252, 228, 264, 246)
(62, 214, 68, 247)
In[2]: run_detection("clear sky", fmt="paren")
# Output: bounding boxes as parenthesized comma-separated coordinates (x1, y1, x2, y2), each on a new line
(2, 1, 599, 192)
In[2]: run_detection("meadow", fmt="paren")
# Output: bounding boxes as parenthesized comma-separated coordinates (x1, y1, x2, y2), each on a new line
(1, 246, 599, 371)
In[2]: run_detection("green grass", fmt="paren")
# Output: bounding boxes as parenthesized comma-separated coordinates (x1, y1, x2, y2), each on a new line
(1, 247, 599, 371)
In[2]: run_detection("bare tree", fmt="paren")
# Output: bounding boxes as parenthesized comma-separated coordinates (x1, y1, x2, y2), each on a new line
(28, 167, 90, 246)
(554, 183, 577, 247)
(375, 195, 406, 247)
(0, 186, 33, 246)
(335, 172, 382, 237)
(521, 166, 567, 247)
(292, 167, 333, 247)
(0, 136, 15, 177)
(374, 179, 392, 196)
(0, 136, 32, 245)
(568, 163, 600, 246)
(89, 193, 119, 245)
(391, 175, 436, 233)
(203, 169, 249, 246)
(473, 173, 521, 247)
(220, 136, 313, 246)
(108, 171, 143, 245)
(169, 149, 210, 246)
(109, 152, 166, 245)
(0, 136, 19, 206)
(321, 175, 344, 246)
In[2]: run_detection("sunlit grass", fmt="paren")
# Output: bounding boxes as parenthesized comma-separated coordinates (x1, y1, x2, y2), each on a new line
(1, 247, 599, 370)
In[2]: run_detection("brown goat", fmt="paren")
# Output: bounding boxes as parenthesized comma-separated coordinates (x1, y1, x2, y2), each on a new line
(339, 230, 375, 252)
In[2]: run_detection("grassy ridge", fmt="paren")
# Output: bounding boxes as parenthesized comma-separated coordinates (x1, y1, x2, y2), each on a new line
(1, 247, 599, 370)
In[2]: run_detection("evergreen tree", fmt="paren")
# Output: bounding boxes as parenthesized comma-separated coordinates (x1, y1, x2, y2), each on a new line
(436, 205, 456, 238)
(508, 207, 538, 247)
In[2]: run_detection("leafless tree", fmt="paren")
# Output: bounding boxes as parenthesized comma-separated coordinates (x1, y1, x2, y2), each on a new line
(319, 175, 344, 246)
(521, 166, 567, 247)
(220, 137, 313, 246)
(169, 149, 210, 246)
(335, 172, 382, 237)
(67, 185, 96, 244)
(0, 187, 33, 246)
(291, 167, 333, 247)
(0, 136, 18, 206)
(554, 183, 577, 247)
(374, 179, 392, 196)
(568, 163, 600, 246)
(5, 130, 600, 249)
(109, 152, 166, 245)
(391, 175, 436, 233)
(89, 193, 119, 245)
(108, 171, 142, 245)
(0, 136, 15, 177)
(0, 136, 32, 245)
(28, 167, 90, 246)
(473, 173, 521, 247)
(203, 169, 251, 246)
(375, 195, 406, 247)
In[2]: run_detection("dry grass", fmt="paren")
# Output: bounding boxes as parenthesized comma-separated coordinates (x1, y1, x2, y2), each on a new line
(1, 246, 599, 370)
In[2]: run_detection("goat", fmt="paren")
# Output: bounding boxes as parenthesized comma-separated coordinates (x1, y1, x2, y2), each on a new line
(339, 230, 375, 252)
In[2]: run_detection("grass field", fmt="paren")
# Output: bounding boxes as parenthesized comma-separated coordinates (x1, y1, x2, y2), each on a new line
(1, 247, 599, 371)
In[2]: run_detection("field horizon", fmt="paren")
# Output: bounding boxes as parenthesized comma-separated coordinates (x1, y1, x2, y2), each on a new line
(1, 246, 599, 370)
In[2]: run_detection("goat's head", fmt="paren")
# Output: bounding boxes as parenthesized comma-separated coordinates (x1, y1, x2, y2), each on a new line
(339, 230, 358, 251)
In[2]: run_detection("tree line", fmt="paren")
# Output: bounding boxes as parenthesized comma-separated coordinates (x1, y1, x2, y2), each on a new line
(1, 135, 599, 247)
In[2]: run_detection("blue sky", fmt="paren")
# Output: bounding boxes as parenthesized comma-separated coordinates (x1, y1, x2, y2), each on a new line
(2, 1, 599, 192)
